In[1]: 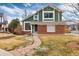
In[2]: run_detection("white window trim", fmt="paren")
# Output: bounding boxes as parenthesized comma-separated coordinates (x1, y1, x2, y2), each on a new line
(23, 22, 32, 33)
(47, 25, 55, 32)
(33, 13, 39, 21)
(42, 11, 55, 22)
(58, 12, 60, 22)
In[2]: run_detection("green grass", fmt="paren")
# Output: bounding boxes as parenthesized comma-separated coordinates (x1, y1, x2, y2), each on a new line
(34, 34, 79, 56)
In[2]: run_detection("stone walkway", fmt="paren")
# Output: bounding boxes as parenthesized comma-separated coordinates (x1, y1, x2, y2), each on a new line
(10, 34, 41, 56)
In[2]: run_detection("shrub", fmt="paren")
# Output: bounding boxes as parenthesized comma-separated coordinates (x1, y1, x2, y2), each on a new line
(8, 18, 22, 34)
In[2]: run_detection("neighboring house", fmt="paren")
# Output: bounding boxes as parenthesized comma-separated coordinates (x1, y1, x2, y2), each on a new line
(65, 20, 79, 34)
(22, 5, 66, 34)
(0, 13, 8, 32)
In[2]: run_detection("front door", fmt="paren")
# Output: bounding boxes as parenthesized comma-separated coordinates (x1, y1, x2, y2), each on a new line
(32, 25, 37, 33)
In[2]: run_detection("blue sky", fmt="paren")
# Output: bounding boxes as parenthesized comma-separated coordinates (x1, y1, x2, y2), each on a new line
(0, 3, 78, 23)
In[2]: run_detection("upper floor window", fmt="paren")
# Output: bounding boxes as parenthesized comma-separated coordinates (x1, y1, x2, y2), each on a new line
(43, 11, 55, 22)
(44, 13, 53, 18)
(33, 14, 39, 21)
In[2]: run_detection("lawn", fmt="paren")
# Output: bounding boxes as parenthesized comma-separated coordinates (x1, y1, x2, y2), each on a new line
(33, 34, 79, 56)
(0, 33, 33, 51)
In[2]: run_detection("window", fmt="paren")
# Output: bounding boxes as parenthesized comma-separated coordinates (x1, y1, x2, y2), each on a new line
(44, 13, 53, 18)
(43, 11, 55, 21)
(25, 23, 31, 30)
(47, 25, 55, 32)
(34, 14, 39, 20)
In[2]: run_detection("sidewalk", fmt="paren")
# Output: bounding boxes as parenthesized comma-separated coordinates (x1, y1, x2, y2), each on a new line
(11, 34, 41, 56)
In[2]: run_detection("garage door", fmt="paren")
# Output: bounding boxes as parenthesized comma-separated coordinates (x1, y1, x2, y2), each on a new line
(47, 25, 55, 32)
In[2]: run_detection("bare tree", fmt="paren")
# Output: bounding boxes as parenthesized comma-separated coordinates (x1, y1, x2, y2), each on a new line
(65, 3, 79, 18)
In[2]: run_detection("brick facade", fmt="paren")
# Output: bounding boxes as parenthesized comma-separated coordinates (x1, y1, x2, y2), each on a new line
(23, 25, 65, 34)
(37, 25, 65, 34)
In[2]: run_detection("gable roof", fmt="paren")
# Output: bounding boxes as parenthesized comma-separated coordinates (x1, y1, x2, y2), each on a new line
(22, 5, 63, 22)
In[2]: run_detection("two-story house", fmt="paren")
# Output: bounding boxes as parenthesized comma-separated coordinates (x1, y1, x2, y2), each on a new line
(22, 5, 65, 34)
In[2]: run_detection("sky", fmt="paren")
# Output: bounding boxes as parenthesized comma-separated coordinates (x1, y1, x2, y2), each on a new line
(0, 3, 79, 23)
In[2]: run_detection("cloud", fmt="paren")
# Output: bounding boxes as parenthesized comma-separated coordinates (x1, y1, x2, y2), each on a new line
(0, 5, 16, 15)
(0, 4, 33, 23)
(0, 4, 25, 17)
(10, 4, 24, 16)
(23, 3, 31, 7)
(58, 4, 75, 12)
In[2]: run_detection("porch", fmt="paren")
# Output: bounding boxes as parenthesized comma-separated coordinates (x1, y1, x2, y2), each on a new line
(24, 22, 38, 34)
